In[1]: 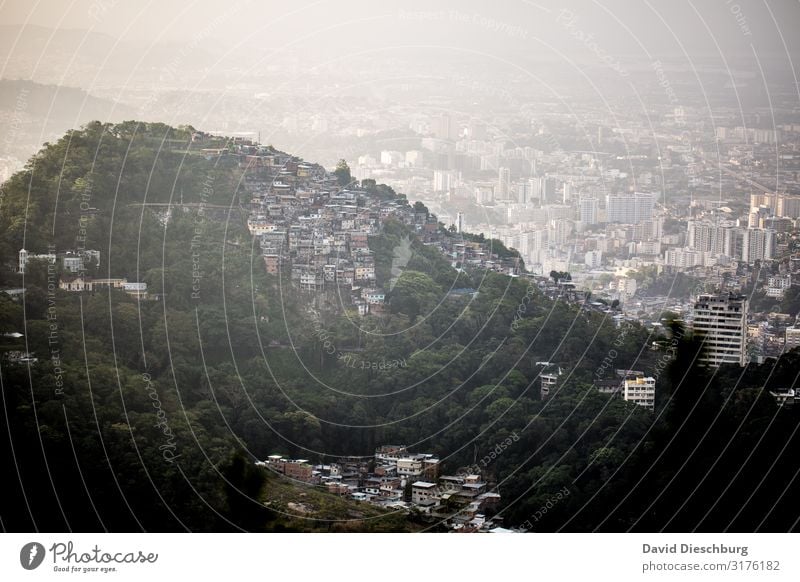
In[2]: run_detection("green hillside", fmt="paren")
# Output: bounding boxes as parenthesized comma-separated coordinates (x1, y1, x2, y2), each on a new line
(1, 121, 799, 532)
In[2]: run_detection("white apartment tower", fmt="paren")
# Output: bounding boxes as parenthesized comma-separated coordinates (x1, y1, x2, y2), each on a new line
(606, 192, 655, 224)
(691, 293, 748, 367)
(741, 228, 775, 263)
(579, 197, 599, 225)
(497, 167, 511, 200)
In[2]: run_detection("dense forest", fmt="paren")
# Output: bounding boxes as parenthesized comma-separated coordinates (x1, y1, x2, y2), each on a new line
(1, 121, 799, 532)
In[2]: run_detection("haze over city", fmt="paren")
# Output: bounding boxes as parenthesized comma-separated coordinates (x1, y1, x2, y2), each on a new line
(2, 1, 800, 577)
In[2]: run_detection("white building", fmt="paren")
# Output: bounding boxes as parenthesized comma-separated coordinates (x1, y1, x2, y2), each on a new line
(380, 150, 403, 166)
(62, 255, 84, 273)
(664, 248, 703, 268)
(18, 249, 56, 273)
(687, 221, 739, 257)
(766, 274, 791, 299)
(785, 327, 800, 352)
(613, 277, 637, 302)
(691, 293, 748, 367)
(497, 167, 511, 200)
(742, 228, 775, 263)
(475, 185, 494, 205)
(123, 282, 148, 299)
(363, 289, 385, 305)
(579, 197, 599, 225)
(397, 457, 423, 478)
(411, 481, 438, 505)
(585, 250, 603, 269)
(405, 150, 424, 167)
(623, 375, 656, 411)
(433, 170, 458, 192)
(606, 192, 655, 224)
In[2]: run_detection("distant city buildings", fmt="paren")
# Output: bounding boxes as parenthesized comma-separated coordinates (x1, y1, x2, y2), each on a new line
(131, 114, 800, 372)
(605, 192, 655, 225)
(749, 192, 800, 227)
(254, 443, 506, 531)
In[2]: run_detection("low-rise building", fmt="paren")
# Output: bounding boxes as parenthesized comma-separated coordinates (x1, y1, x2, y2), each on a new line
(411, 481, 438, 505)
(623, 374, 656, 411)
(767, 274, 792, 299)
(785, 326, 800, 352)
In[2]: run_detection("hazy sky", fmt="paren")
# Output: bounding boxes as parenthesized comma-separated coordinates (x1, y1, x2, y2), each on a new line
(2, 0, 799, 62)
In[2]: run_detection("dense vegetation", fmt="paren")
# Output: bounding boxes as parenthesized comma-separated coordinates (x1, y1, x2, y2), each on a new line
(1, 122, 799, 532)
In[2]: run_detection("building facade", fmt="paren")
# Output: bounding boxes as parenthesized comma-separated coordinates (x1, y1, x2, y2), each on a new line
(622, 375, 656, 411)
(691, 293, 748, 367)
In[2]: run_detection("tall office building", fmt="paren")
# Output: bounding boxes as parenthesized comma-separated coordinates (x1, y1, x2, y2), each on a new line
(691, 293, 748, 367)
(606, 192, 655, 224)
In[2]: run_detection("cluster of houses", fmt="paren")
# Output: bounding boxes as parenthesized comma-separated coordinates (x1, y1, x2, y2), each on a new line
(57, 276, 149, 299)
(10, 140, 528, 316)
(232, 141, 521, 314)
(2, 350, 38, 364)
(18, 248, 100, 275)
(16, 248, 150, 299)
(256, 444, 507, 532)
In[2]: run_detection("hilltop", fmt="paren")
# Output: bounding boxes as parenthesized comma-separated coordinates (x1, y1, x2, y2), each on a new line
(1, 121, 798, 533)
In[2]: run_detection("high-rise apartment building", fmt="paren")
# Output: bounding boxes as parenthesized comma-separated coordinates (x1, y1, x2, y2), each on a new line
(750, 192, 800, 217)
(687, 221, 741, 258)
(741, 228, 775, 263)
(434, 113, 458, 141)
(606, 192, 655, 224)
(691, 293, 748, 367)
(497, 167, 511, 200)
(579, 197, 599, 225)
